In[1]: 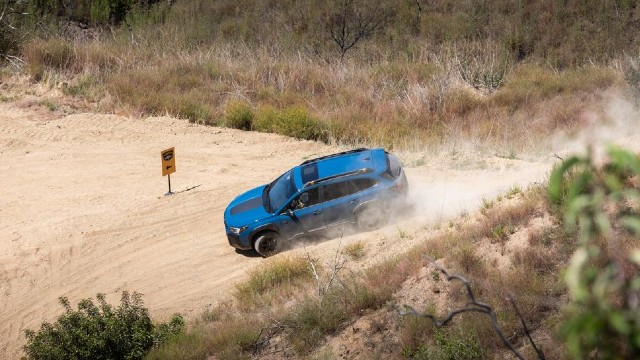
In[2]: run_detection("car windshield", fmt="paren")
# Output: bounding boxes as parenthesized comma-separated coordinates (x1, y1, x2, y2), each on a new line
(267, 169, 297, 212)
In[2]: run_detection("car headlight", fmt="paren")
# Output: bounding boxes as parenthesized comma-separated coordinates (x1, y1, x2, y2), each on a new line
(229, 226, 248, 235)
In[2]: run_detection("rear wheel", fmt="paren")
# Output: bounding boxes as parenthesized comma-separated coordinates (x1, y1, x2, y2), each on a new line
(253, 231, 281, 257)
(356, 206, 384, 231)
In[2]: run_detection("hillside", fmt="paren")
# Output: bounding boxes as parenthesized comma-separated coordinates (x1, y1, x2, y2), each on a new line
(1, 78, 639, 359)
(2, 1, 640, 359)
(2, 0, 640, 152)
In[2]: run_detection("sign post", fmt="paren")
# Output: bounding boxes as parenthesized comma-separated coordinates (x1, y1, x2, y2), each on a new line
(161, 147, 176, 196)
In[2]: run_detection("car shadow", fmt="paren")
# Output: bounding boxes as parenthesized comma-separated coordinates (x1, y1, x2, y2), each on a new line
(234, 249, 263, 258)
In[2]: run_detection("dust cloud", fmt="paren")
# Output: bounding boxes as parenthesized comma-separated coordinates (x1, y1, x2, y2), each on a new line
(400, 95, 640, 227)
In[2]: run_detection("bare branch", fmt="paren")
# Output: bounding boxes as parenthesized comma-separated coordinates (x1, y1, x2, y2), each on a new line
(3, 54, 25, 69)
(324, 0, 395, 60)
(397, 258, 545, 360)
(302, 239, 347, 305)
(508, 295, 546, 360)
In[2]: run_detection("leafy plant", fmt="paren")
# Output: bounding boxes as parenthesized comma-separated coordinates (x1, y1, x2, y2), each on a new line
(549, 145, 640, 359)
(23, 291, 184, 360)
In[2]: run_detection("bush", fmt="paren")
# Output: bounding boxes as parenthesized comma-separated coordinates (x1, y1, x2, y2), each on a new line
(23, 292, 183, 360)
(223, 101, 254, 130)
(254, 105, 329, 142)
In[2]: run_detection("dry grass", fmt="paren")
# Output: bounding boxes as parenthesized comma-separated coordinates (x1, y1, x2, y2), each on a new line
(233, 255, 313, 310)
(396, 186, 574, 358)
(145, 317, 261, 360)
(341, 240, 367, 260)
(18, 34, 624, 150)
(144, 185, 574, 359)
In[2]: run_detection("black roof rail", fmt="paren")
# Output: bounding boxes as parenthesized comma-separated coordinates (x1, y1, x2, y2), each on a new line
(303, 168, 372, 188)
(300, 148, 369, 166)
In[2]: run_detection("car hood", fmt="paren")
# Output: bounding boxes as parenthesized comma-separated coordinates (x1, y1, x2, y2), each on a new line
(224, 185, 271, 226)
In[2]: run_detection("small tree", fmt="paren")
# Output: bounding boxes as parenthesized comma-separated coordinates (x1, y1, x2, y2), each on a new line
(323, 0, 395, 60)
(23, 291, 184, 360)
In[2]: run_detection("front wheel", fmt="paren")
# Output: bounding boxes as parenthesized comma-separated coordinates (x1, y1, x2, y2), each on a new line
(253, 232, 281, 257)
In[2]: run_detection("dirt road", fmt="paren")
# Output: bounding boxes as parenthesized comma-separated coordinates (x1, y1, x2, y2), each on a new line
(3, 93, 631, 358)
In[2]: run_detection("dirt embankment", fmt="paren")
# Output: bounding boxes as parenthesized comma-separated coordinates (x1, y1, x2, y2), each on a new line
(1, 90, 636, 359)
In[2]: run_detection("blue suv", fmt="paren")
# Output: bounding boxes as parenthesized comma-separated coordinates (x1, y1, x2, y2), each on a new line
(223, 148, 408, 256)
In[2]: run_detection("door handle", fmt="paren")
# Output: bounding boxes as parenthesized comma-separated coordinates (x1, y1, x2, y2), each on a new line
(313, 210, 322, 215)
(350, 199, 359, 204)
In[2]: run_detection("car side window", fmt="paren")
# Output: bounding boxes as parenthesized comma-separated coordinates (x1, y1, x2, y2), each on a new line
(323, 181, 356, 202)
(290, 187, 320, 210)
(351, 178, 377, 193)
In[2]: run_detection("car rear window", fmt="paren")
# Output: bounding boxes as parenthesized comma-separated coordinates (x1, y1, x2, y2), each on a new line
(385, 152, 402, 179)
(322, 178, 376, 202)
(351, 178, 377, 192)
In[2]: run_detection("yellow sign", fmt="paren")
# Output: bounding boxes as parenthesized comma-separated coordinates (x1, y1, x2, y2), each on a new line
(161, 147, 176, 176)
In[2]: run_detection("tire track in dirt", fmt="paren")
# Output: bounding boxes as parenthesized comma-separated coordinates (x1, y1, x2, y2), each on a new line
(0, 101, 333, 359)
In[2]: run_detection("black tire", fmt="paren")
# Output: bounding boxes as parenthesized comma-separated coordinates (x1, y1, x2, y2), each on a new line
(356, 206, 384, 231)
(253, 231, 281, 257)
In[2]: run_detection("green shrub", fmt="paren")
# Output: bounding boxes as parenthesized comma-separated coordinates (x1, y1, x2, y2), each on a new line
(223, 101, 254, 130)
(253, 105, 279, 133)
(254, 105, 329, 142)
(23, 292, 183, 360)
(180, 100, 211, 123)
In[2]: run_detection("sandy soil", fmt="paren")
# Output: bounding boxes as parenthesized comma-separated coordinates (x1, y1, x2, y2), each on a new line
(0, 91, 635, 359)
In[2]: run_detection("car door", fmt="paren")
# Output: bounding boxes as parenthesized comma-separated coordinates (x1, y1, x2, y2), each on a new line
(321, 180, 359, 228)
(279, 187, 324, 240)
(322, 178, 378, 229)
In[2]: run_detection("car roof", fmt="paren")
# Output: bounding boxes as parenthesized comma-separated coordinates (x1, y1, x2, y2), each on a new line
(293, 148, 386, 189)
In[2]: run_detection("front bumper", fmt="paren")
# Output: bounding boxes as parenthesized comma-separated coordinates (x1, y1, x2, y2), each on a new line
(227, 233, 251, 250)
(225, 222, 252, 250)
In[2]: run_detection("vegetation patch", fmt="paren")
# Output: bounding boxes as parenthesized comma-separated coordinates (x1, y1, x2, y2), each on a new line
(6, 1, 635, 150)
(341, 240, 367, 260)
(234, 255, 313, 309)
(23, 292, 183, 360)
